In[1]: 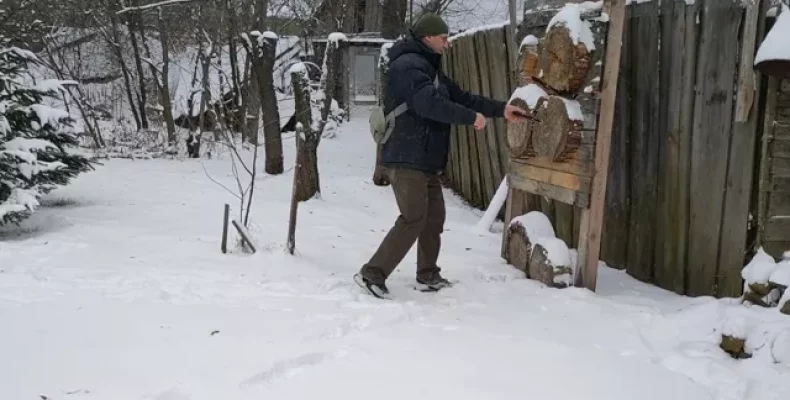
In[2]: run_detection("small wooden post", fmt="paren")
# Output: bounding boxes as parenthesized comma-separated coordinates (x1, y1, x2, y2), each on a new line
(575, 0, 626, 291)
(286, 125, 302, 255)
(221, 203, 230, 253)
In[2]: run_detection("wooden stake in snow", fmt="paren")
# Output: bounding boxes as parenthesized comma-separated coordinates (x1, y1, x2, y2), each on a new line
(575, 0, 626, 291)
(221, 203, 230, 254)
(232, 219, 257, 254)
(286, 124, 303, 255)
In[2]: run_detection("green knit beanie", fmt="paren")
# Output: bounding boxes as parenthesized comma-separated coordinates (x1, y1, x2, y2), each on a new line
(411, 13, 449, 37)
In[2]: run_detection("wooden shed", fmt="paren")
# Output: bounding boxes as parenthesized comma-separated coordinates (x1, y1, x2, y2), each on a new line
(309, 33, 394, 119)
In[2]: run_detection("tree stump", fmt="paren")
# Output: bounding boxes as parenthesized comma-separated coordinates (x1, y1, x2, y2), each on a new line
(506, 98, 536, 158)
(720, 334, 751, 359)
(505, 221, 532, 272)
(781, 298, 790, 315)
(538, 25, 592, 93)
(528, 239, 574, 288)
(533, 96, 583, 161)
(744, 281, 783, 307)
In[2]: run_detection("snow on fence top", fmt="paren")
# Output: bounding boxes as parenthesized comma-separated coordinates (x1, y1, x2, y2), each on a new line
(755, 3, 790, 65)
(448, 21, 510, 43)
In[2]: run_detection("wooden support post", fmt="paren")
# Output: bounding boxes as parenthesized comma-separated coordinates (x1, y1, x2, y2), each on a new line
(221, 203, 230, 254)
(575, 0, 626, 291)
(501, 185, 528, 259)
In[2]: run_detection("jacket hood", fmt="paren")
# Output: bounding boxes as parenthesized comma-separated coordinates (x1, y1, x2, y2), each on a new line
(386, 33, 442, 69)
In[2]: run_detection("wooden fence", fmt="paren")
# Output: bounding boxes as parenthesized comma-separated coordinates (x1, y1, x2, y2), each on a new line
(442, 0, 779, 298)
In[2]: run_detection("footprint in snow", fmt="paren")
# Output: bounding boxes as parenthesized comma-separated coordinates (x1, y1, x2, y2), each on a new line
(240, 349, 348, 387)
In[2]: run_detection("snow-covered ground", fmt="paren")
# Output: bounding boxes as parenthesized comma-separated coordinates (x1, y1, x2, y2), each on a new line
(2, 115, 790, 400)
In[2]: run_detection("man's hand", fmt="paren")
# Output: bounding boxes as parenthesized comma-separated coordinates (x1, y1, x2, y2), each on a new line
(474, 113, 486, 130)
(504, 104, 529, 122)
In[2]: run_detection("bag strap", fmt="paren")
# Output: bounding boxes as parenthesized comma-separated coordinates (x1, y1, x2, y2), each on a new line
(381, 74, 440, 143)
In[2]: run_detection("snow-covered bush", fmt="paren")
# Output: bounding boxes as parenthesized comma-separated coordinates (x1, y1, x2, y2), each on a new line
(0, 45, 93, 226)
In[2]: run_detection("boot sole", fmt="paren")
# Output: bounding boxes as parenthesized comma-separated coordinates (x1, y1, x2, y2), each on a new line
(353, 274, 391, 300)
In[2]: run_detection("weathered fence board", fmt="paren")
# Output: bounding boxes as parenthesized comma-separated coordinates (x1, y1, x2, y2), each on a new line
(625, 1, 661, 283)
(469, 33, 496, 205)
(600, 4, 633, 270)
(717, 0, 762, 297)
(686, 0, 743, 297)
(476, 31, 504, 194)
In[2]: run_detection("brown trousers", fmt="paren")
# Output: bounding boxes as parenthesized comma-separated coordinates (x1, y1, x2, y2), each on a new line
(360, 168, 446, 284)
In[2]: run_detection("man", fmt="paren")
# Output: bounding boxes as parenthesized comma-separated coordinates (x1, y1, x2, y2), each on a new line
(354, 13, 528, 298)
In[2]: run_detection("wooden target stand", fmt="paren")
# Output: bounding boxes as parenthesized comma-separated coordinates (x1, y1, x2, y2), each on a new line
(501, 0, 626, 291)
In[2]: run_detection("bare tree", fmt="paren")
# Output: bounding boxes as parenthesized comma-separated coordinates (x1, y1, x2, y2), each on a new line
(243, 31, 284, 174)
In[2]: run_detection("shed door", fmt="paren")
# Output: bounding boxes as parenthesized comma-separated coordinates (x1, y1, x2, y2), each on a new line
(353, 51, 378, 103)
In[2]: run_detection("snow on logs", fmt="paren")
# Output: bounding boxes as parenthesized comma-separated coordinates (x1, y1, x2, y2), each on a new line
(505, 211, 574, 288)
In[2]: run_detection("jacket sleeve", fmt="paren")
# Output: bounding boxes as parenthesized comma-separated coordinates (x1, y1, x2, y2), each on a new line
(390, 56, 477, 125)
(443, 75, 507, 118)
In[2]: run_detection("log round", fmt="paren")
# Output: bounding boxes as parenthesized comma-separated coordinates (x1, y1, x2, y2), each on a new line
(505, 221, 532, 273)
(538, 25, 592, 94)
(533, 96, 582, 162)
(505, 98, 536, 158)
(520, 46, 540, 85)
(527, 241, 574, 289)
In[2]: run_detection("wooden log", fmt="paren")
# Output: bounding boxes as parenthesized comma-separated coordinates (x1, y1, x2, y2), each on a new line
(506, 98, 536, 158)
(505, 221, 532, 272)
(519, 34, 540, 85)
(533, 95, 583, 162)
(538, 24, 593, 93)
(528, 240, 574, 288)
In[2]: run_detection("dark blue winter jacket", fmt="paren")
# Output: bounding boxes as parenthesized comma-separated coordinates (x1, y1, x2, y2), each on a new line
(380, 34, 507, 173)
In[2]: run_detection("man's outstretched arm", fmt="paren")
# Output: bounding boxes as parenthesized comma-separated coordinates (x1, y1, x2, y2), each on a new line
(443, 76, 507, 118)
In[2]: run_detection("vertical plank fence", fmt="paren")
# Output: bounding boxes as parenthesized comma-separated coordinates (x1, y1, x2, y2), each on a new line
(442, 0, 778, 298)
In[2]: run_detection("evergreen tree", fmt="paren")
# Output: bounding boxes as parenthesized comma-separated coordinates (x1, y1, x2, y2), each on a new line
(0, 42, 93, 226)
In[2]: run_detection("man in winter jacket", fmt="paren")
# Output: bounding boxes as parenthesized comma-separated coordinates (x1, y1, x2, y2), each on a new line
(354, 13, 529, 298)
